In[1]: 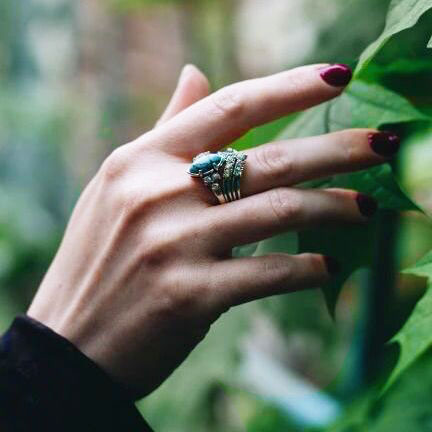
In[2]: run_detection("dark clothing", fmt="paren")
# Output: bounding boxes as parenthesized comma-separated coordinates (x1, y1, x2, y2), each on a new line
(0, 316, 153, 431)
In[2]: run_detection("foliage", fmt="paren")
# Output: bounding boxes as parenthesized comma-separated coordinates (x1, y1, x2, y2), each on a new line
(385, 252, 432, 389)
(356, 0, 432, 73)
(325, 350, 432, 432)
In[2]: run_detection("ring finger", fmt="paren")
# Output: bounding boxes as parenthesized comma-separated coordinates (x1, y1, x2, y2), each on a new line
(240, 129, 400, 196)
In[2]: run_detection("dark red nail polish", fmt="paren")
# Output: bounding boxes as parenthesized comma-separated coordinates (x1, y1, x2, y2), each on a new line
(319, 64, 352, 87)
(324, 256, 341, 276)
(368, 131, 400, 157)
(356, 193, 378, 218)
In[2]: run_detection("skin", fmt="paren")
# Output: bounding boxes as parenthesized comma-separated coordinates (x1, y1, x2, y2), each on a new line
(28, 63, 392, 398)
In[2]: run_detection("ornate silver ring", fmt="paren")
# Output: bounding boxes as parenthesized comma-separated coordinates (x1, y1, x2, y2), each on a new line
(187, 148, 247, 204)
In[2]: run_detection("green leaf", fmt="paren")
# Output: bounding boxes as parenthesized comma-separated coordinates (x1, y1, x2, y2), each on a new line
(345, 81, 429, 126)
(323, 165, 419, 212)
(253, 231, 298, 257)
(368, 352, 432, 432)
(384, 251, 432, 390)
(233, 115, 297, 151)
(326, 352, 432, 431)
(386, 281, 432, 391)
(428, 34, 432, 48)
(266, 80, 424, 315)
(356, 0, 432, 73)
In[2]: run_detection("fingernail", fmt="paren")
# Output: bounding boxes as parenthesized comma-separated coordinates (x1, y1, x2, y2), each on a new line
(368, 131, 401, 157)
(324, 256, 341, 276)
(356, 193, 378, 218)
(319, 64, 352, 87)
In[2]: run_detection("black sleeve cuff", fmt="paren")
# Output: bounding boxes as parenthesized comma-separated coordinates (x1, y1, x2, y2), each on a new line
(0, 315, 153, 432)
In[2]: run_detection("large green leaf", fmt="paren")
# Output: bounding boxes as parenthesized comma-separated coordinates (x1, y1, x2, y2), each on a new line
(367, 352, 432, 432)
(268, 80, 424, 315)
(384, 251, 432, 389)
(345, 81, 429, 126)
(327, 350, 432, 432)
(356, 0, 432, 73)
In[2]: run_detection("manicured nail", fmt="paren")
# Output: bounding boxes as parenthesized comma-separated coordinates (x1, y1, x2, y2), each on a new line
(368, 131, 401, 157)
(324, 256, 341, 276)
(356, 193, 378, 218)
(319, 64, 352, 87)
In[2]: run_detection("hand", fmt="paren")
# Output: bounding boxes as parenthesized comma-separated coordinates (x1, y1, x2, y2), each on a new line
(27, 63, 399, 398)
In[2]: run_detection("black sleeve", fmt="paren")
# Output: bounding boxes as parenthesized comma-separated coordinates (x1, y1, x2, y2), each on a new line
(0, 315, 154, 432)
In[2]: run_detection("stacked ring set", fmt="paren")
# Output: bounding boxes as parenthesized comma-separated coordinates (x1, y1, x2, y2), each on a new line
(188, 148, 247, 204)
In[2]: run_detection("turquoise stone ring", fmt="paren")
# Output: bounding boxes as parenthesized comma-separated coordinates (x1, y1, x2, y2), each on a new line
(187, 152, 223, 177)
(187, 148, 247, 204)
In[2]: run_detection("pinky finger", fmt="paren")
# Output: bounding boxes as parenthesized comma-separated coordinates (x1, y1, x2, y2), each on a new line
(210, 253, 339, 309)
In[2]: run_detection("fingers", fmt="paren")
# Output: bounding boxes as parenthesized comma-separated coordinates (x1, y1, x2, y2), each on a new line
(241, 129, 400, 196)
(209, 253, 335, 308)
(205, 187, 377, 250)
(156, 64, 210, 127)
(149, 64, 352, 157)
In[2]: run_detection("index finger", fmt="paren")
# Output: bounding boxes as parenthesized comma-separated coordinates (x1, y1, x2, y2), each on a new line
(146, 63, 352, 157)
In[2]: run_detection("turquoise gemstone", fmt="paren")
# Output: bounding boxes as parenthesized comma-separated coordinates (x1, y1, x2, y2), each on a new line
(189, 153, 222, 175)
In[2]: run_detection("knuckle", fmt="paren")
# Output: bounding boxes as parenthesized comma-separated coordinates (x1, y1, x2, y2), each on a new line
(119, 187, 142, 212)
(157, 280, 199, 321)
(101, 147, 130, 182)
(156, 288, 181, 319)
(262, 254, 293, 286)
(262, 254, 284, 274)
(210, 85, 245, 120)
(111, 183, 147, 217)
(268, 188, 302, 226)
(175, 287, 198, 311)
(254, 143, 291, 182)
(167, 287, 191, 311)
(140, 237, 176, 269)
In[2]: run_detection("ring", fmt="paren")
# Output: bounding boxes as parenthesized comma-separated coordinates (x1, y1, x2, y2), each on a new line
(187, 148, 247, 204)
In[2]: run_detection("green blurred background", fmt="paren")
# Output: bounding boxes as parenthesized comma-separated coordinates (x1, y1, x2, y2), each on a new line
(2, 1, 432, 431)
